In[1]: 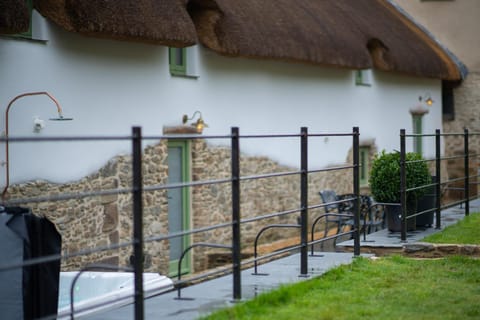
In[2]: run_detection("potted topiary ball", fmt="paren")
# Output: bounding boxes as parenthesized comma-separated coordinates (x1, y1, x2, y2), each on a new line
(369, 150, 431, 232)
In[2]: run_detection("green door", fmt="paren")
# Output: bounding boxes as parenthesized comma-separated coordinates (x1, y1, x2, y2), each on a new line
(167, 141, 191, 276)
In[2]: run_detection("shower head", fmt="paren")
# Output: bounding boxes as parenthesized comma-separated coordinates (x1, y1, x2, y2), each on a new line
(49, 112, 73, 121)
(49, 116, 73, 121)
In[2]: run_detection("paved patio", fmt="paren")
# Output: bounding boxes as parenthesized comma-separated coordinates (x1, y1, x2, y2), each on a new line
(84, 199, 479, 320)
(337, 199, 479, 251)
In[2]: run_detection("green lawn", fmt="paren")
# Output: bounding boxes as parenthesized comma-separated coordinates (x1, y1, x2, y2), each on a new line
(422, 212, 480, 244)
(202, 212, 480, 320)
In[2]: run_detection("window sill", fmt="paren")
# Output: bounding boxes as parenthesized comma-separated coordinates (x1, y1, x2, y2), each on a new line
(355, 82, 372, 87)
(1, 35, 48, 43)
(170, 73, 199, 79)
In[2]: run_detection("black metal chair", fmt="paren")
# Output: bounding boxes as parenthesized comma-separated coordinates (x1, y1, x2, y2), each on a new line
(319, 191, 385, 239)
(319, 190, 354, 236)
(367, 199, 386, 233)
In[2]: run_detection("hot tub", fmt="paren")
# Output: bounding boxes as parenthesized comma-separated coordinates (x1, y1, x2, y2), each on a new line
(57, 272, 174, 319)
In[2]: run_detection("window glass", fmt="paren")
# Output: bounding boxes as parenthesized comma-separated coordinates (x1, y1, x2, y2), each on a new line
(169, 48, 186, 76)
(174, 48, 183, 65)
(355, 69, 372, 86)
(8, 0, 33, 39)
(442, 82, 455, 121)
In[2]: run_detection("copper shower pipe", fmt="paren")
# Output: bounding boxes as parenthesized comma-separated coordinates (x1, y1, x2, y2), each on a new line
(2, 91, 65, 201)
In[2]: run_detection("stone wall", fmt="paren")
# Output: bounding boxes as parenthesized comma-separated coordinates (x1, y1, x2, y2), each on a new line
(7, 142, 170, 273)
(403, 242, 480, 258)
(444, 73, 480, 138)
(443, 72, 480, 200)
(6, 137, 362, 275)
(189, 140, 355, 271)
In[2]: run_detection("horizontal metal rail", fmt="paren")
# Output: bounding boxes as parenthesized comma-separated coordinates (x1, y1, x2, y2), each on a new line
(240, 207, 301, 224)
(240, 170, 301, 181)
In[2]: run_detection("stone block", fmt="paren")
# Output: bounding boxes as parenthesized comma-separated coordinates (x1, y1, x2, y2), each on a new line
(403, 242, 435, 253)
(436, 244, 460, 255)
(109, 231, 119, 244)
(103, 203, 119, 232)
(96, 256, 119, 268)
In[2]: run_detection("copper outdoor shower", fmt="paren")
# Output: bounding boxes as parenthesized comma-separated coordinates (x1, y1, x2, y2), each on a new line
(1, 91, 73, 201)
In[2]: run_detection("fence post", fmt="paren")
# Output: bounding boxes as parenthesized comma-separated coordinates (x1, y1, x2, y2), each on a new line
(231, 127, 241, 300)
(132, 126, 144, 320)
(353, 127, 360, 256)
(464, 128, 470, 216)
(300, 127, 308, 276)
(435, 129, 442, 229)
(400, 129, 407, 241)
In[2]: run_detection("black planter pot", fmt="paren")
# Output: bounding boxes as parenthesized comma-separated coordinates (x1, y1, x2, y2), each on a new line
(416, 176, 437, 228)
(385, 203, 416, 232)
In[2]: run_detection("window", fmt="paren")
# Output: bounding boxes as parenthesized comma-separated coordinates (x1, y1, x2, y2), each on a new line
(4, 0, 48, 41)
(355, 69, 372, 86)
(412, 115, 423, 155)
(21, 0, 33, 38)
(359, 147, 370, 186)
(169, 48, 187, 76)
(442, 81, 455, 121)
(169, 46, 199, 78)
(9, 0, 33, 39)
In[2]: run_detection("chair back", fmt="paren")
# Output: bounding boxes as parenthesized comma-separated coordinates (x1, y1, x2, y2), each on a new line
(359, 195, 372, 219)
(319, 190, 339, 212)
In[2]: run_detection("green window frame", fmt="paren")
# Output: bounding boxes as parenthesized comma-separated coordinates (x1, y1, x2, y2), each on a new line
(355, 69, 372, 86)
(359, 146, 370, 186)
(169, 47, 187, 76)
(413, 115, 423, 155)
(15, 0, 33, 39)
(355, 70, 364, 84)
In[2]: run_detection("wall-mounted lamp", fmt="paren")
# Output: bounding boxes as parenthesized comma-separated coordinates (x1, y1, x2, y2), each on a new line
(182, 111, 208, 134)
(2, 91, 73, 201)
(419, 93, 434, 106)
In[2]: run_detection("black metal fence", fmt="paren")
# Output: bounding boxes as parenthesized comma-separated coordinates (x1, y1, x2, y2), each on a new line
(2, 126, 478, 319)
(154, 127, 362, 302)
(398, 128, 480, 241)
(0, 126, 362, 320)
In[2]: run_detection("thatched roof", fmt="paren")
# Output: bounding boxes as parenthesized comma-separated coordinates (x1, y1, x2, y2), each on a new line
(34, 0, 197, 47)
(0, 0, 30, 34)
(4, 0, 465, 80)
(188, 0, 465, 81)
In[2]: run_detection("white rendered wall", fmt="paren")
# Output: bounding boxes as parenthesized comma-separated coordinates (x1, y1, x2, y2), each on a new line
(0, 16, 442, 186)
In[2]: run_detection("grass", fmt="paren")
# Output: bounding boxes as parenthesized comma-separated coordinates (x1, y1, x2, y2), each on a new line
(202, 256, 480, 320)
(201, 213, 480, 320)
(422, 212, 480, 244)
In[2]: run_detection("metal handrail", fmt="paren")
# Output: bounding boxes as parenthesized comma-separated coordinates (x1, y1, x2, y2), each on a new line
(174, 242, 232, 300)
(251, 224, 301, 275)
